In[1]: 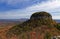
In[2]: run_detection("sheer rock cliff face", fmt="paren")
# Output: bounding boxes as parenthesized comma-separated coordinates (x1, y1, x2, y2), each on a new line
(30, 11, 56, 26)
(6, 11, 59, 39)
(30, 11, 53, 25)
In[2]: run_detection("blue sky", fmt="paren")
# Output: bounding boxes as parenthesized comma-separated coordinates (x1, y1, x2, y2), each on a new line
(0, 0, 60, 19)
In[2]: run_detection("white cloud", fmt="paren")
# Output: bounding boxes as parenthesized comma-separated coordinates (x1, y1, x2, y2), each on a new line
(25, 0, 60, 11)
(0, 9, 31, 19)
(0, 0, 60, 19)
(24, 0, 60, 19)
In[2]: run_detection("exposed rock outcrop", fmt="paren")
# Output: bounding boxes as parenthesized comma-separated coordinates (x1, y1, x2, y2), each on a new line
(30, 11, 52, 20)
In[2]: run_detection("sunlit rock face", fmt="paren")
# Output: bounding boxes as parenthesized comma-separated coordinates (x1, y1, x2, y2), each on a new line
(30, 11, 52, 20)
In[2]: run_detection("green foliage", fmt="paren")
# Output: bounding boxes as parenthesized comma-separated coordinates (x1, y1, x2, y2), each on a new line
(55, 23, 60, 30)
(45, 32, 51, 39)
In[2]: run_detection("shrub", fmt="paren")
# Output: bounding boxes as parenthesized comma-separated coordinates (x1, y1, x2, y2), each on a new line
(45, 32, 51, 39)
(55, 24, 60, 30)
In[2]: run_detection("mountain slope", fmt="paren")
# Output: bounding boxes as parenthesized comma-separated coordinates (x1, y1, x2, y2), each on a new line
(6, 11, 60, 39)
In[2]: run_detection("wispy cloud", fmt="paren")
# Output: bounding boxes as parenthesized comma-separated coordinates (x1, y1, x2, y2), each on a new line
(25, 0, 60, 11)
(0, 0, 60, 19)
(24, 0, 60, 19)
